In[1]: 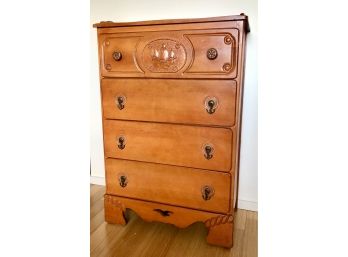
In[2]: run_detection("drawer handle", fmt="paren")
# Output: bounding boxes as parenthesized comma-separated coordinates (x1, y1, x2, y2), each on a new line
(202, 185, 215, 201)
(207, 48, 218, 60)
(205, 98, 218, 114)
(204, 144, 214, 160)
(117, 136, 126, 150)
(116, 95, 125, 110)
(112, 51, 122, 61)
(119, 175, 128, 187)
(154, 209, 173, 217)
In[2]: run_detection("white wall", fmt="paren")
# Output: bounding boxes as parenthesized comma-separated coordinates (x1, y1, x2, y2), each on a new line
(90, 0, 258, 210)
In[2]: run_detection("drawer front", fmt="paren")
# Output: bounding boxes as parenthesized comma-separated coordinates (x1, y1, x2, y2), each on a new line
(101, 36, 144, 74)
(98, 28, 239, 78)
(104, 120, 232, 172)
(105, 159, 231, 213)
(102, 79, 237, 126)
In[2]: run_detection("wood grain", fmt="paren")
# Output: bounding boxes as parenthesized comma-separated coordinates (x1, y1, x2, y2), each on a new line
(90, 185, 257, 257)
(185, 31, 238, 77)
(101, 36, 144, 74)
(103, 120, 233, 172)
(102, 79, 237, 126)
(94, 15, 250, 248)
(93, 14, 249, 30)
(98, 28, 240, 79)
(105, 158, 231, 213)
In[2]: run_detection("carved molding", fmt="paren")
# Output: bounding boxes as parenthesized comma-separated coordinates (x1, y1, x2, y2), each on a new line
(224, 35, 233, 45)
(223, 63, 232, 71)
(204, 214, 233, 228)
(101, 36, 144, 74)
(142, 39, 187, 73)
(104, 194, 125, 210)
(183, 31, 237, 76)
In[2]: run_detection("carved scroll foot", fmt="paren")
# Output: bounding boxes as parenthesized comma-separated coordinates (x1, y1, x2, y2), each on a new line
(205, 214, 234, 248)
(104, 195, 127, 225)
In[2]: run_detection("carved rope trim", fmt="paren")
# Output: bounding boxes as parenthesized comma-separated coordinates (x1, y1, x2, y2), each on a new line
(104, 195, 125, 209)
(204, 214, 233, 228)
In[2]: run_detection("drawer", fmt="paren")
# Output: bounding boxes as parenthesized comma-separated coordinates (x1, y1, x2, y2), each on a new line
(102, 79, 237, 126)
(98, 28, 239, 78)
(105, 159, 231, 213)
(100, 36, 143, 74)
(103, 120, 232, 172)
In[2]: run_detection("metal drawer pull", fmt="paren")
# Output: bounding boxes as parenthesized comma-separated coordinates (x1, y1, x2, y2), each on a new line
(207, 48, 218, 60)
(117, 136, 125, 150)
(154, 209, 173, 217)
(205, 97, 218, 114)
(119, 175, 128, 187)
(207, 99, 216, 114)
(116, 95, 125, 110)
(112, 51, 122, 61)
(204, 145, 214, 160)
(201, 185, 214, 201)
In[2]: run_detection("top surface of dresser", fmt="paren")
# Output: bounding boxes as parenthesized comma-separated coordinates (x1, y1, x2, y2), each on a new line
(94, 15, 249, 79)
(93, 15, 249, 30)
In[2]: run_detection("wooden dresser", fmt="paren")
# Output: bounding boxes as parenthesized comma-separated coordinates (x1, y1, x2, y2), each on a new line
(93, 15, 249, 248)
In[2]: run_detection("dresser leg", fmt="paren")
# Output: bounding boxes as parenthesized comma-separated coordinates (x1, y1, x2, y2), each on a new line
(205, 214, 234, 248)
(104, 195, 127, 225)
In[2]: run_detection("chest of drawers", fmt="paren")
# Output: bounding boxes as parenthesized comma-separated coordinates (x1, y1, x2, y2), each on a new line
(93, 15, 249, 248)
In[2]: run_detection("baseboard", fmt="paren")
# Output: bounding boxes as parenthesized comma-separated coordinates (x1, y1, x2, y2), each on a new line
(90, 176, 257, 211)
(90, 176, 105, 185)
(238, 199, 258, 211)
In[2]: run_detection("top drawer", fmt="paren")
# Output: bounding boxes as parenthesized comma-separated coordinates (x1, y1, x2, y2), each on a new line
(98, 28, 240, 79)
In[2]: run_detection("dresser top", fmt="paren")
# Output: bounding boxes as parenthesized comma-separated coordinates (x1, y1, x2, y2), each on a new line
(93, 14, 250, 32)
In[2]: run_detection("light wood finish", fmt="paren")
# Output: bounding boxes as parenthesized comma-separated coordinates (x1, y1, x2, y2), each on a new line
(105, 158, 231, 213)
(103, 120, 233, 172)
(104, 194, 235, 247)
(94, 15, 249, 248)
(101, 36, 144, 74)
(185, 31, 238, 77)
(102, 79, 237, 126)
(104, 195, 127, 225)
(90, 185, 257, 257)
(98, 28, 239, 79)
(93, 14, 249, 31)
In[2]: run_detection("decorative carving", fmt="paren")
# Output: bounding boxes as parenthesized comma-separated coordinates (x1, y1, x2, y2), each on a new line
(103, 194, 234, 247)
(104, 195, 125, 210)
(105, 64, 112, 70)
(205, 214, 234, 248)
(224, 35, 232, 45)
(204, 214, 233, 228)
(104, 195, 127, 225)
(153, 209, 173, 217)
(142, 39, 186, 72)
(184, 32, 238, 77)
(223, 63, 232, 71)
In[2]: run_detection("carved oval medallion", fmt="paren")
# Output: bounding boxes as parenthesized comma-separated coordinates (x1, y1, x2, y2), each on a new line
(142, 39, 186, 73)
